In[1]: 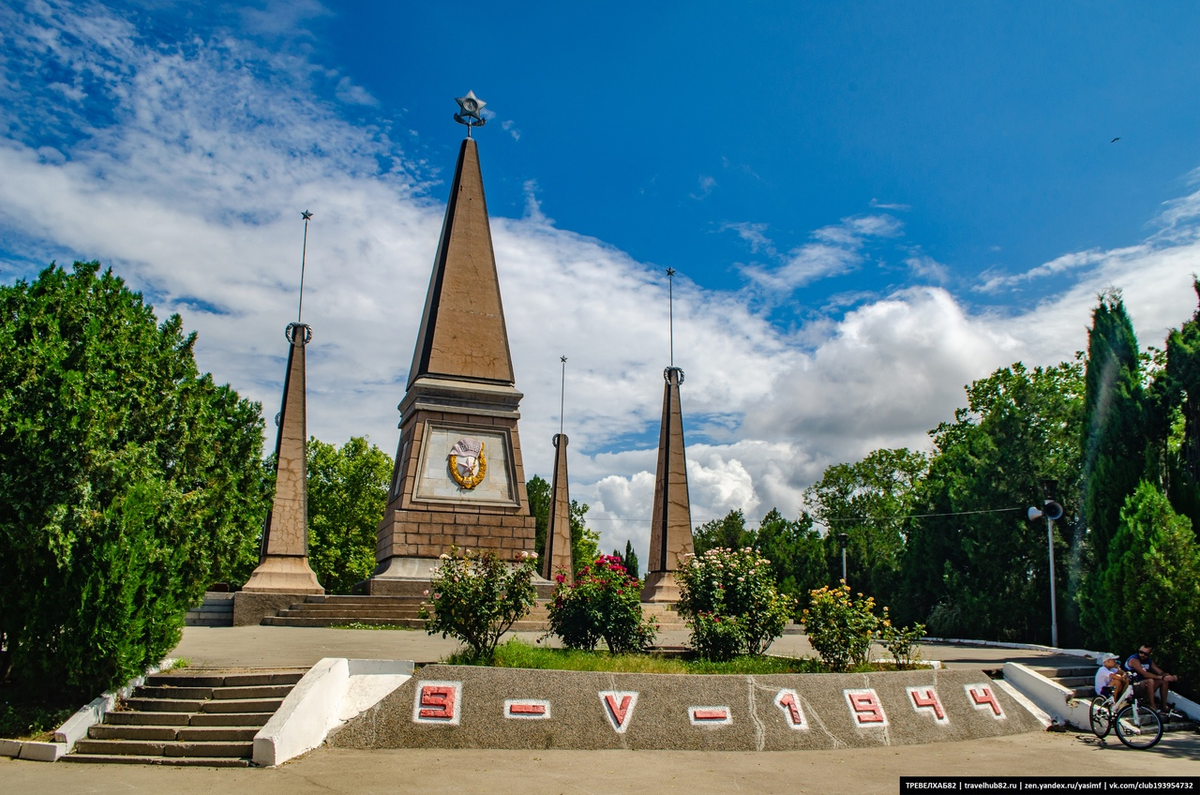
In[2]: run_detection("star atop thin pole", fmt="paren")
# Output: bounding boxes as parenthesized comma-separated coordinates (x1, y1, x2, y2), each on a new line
(559, 356, 568, 437)
(454, 91, 488, 138)
(297, 210, 312, 323)
(666, 268, 676, 368)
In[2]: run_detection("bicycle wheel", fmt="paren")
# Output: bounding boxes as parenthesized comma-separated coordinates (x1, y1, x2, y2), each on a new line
(1114, 704, 1163, 750)
(1089, 696, 1112, 738)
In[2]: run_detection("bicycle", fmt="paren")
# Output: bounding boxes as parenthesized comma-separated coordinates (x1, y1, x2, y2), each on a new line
(1089, 680, 1163, 750)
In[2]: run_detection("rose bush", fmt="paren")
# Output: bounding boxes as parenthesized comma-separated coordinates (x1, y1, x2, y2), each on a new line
(547, 555, 656, 653)
(419, 547, 538, 662)
(803, 584, 879, 671)
(676, 547, 795, 659)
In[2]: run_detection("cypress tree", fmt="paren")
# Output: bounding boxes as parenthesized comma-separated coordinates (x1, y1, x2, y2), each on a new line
(1081, 291, 1148, 565)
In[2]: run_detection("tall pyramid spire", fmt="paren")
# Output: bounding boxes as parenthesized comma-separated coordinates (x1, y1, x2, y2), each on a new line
(408, 138, 515, 388)
(641, 366, 695, 602)
(542, 433, 574, 581)
(243, 321, 324, 593)
(369, 97, 541, 594)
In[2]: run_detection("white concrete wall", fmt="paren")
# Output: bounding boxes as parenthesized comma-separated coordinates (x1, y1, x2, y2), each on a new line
(253, 658, 412, 767)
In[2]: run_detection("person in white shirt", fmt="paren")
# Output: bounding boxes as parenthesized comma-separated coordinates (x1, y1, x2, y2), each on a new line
(1095, 652, 1128, 699)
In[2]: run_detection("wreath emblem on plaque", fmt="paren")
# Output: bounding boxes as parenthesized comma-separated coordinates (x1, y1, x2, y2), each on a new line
(448, 438, 487, 490)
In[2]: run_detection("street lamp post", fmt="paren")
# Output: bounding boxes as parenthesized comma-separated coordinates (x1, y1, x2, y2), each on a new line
(1028, 480, 1064, 648)
(838, 532, 849, 584)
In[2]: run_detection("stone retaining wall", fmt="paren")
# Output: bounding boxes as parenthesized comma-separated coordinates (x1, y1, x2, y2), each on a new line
(329, 664, 1043, 752)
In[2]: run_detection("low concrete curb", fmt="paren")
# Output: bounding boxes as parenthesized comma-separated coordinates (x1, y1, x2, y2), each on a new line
(0, 658, 175, 762)
(252, 658, 412, 767)
(331, 664, 1043, 752)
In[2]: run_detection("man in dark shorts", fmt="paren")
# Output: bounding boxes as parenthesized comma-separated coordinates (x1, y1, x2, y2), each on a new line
(1124, 644, 1179, 714)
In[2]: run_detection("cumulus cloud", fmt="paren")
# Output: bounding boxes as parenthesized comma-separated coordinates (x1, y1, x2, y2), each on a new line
(2, 1, 1200, 565)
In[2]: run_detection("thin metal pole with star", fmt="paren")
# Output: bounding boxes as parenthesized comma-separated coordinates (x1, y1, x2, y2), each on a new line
(559, 355, 567, 437)
(297, 210, 312, 323)
(666, 267, 676, 368)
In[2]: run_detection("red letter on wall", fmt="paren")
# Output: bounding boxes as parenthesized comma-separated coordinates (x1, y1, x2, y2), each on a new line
(844, 688, 888, 727)
(599, 691, 639, 733)
(964, 684, 1005, 718)
(774, 689, 808, 730)
(907, 686, 947, 723)
(412, 680, 462, 725)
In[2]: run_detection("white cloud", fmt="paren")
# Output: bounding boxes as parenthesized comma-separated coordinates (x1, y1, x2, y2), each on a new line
(690, 174, 716, 200)
(335, 75, 378, 106)
(3, 1, 1200, 568)
(741, 214, 902, 291)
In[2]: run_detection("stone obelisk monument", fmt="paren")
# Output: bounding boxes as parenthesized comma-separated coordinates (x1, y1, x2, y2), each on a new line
(243, 211, 324, 595)
(642, 268, 695, 602)
(542, 357, 574, 581)
(368, 92, 539, 595)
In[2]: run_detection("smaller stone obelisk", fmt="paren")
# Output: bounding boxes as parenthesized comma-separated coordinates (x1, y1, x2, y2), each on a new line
(642, 268, 695, 603)
(243, 211, 323, 595)
(543, 356, 574, 581)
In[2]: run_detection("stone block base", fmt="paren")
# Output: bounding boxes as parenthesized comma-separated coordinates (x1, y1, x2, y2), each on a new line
(367, 555, 554, 598)
(641, 570, 681, 603)
(242, 555, 324, 594)
(232, 591, 308, 627)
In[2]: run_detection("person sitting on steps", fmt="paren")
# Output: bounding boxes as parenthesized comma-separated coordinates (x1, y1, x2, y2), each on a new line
(1094, 652, 1128, 700)
(1124, 643, 1179, 716)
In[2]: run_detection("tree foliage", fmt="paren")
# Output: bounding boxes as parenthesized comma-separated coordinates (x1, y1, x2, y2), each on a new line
(613, 539, 640, 581)
(1091, 481, 1200, 698)
(306, 436, 392, 594)
(1081, 291, 1150, 565)
(803, 448, 927, 604)
(900, 361, 1085, 642)
(0, 262, 267, 695)
(693, 509, 753, 555)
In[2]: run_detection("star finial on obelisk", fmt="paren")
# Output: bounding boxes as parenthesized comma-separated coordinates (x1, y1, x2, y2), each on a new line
(454, 91, 487, 138)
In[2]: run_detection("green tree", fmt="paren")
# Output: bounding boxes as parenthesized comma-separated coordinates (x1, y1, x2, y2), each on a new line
(693, 509, 753, 554)
(0, 262, 267, 695)
(306, 436, 393, 594)
(617, 539, 640, 580)
(900, 361, 1085, 643)
(804, 448, 927, 606)
(1092, 481, 1200, 699)
(753, 508, 826, 613)
(1159, 281, 1200, 533)
(1081, 291, 1150, 566)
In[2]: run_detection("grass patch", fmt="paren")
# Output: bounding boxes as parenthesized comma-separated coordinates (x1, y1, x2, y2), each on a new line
(0, 683, 77, 741)
(331, 622, 416, 631)
(443, 639, 914, 674)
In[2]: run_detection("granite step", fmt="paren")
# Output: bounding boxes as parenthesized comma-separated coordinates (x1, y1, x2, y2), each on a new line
(73, 739, 253, 758)
(66, 666, 306, 766)
(61, 754, 251, 767)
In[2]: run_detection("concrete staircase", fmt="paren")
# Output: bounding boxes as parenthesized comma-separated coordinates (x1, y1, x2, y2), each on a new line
(62, 668, 307, 767)
(184, 592, 234, 627)
(1029, 664, 1198, 733)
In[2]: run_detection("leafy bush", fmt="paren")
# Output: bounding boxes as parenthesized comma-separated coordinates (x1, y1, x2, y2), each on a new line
(547, 555, 656, 653)
(878, 608, 926, 669)
(677, 547, 795, 659)
(0, 263, 267, 696)
(804, 584, 880, 671)
(419, 547, 538, 662)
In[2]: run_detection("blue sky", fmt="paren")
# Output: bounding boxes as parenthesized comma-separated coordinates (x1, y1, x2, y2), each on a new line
(3, 1, 1200, 556)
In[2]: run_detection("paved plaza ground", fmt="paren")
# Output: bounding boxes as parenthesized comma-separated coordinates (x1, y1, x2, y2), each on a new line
(167, 624, 1091, 671)
(2, 625, 1196, 793)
